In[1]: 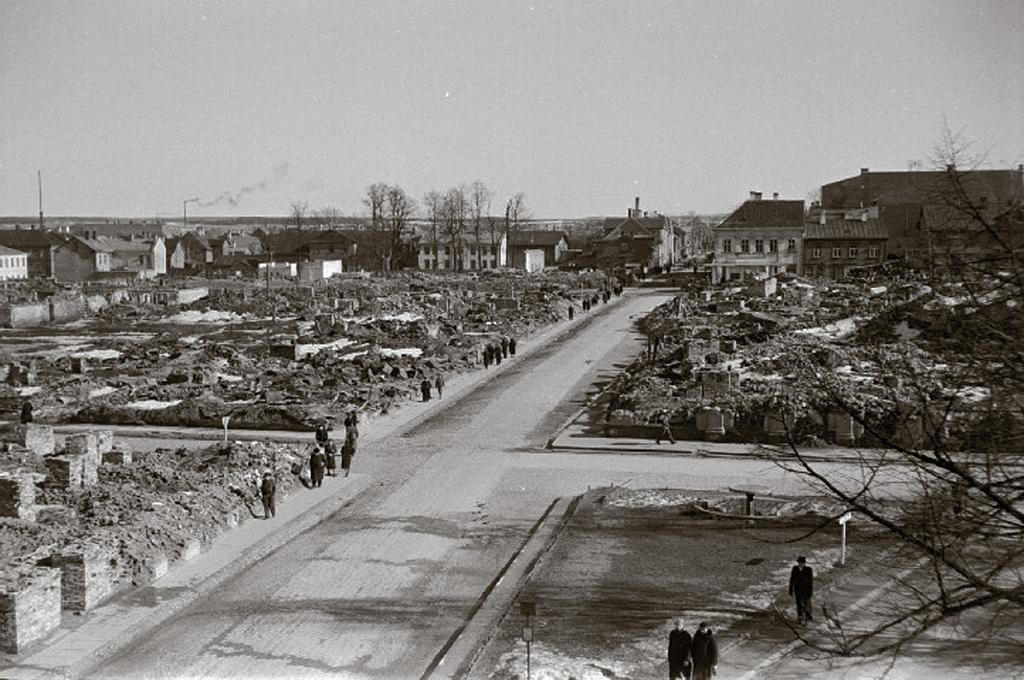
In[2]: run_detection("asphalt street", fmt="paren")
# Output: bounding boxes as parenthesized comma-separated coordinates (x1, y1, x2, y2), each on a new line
(89, 291, 877, 679)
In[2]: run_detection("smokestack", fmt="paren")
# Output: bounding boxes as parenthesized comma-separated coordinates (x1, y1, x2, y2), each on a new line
(635, 196, 640, 212)
(772, 192, 779, 200)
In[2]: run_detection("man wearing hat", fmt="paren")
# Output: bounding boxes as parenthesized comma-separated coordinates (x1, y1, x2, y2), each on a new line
(691, 622, 717, 680)
(789, 556, 815, 623)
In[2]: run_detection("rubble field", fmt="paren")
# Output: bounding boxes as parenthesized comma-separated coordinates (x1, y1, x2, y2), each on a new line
(1, 270, 610, 431)
(603, 270, 1021, 450)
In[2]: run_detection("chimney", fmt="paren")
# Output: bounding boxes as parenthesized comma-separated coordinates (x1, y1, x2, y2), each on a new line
(749, 191, 762, 201)
(772, 192, 779, 200)
(819, 211, 826, 225)
(860, 167, 869, 175)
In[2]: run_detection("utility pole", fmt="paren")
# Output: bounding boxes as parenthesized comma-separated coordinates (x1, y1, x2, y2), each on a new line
(37, 170, 44, 231)
(183, 197, 200, 232)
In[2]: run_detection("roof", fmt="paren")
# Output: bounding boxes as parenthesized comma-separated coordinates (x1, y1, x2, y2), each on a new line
(0, 245, 27, 256)
(0, 229, 64, 248)
(71, 236, 115, 252)
(821, 168, 1024, 209)
(102, 237, 159, 253)
(509, 230, 568, 247)
(599, 217, 664, 242)
(918, 205, 1016, 232)
(180, 232, 212, 250)
(804, 219, 887, 240)
(718, 200, 805, 228)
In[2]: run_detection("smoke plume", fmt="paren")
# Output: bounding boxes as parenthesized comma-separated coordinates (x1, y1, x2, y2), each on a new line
(198, 162, 290, 208)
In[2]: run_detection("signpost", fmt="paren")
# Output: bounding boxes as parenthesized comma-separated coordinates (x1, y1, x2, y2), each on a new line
(520, 601, 536, 680)
(838, 511, 853, 565)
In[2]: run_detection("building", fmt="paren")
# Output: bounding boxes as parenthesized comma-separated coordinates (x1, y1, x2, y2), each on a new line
(0, 246, 29, 281)
(51, 237, 113, 281)
(593, 198, 678, 274)
(0, 229, 63, 278)
(178, 232, 214, 269)
(914, 204, 1024, 268)
(417, 234, 507, 271)
(106, 237, 167, 278)
(508, 230, 569, 271)
(68, 221, 169, 241)
(711, 193, 804, 283)
(802, 214, 888, 280)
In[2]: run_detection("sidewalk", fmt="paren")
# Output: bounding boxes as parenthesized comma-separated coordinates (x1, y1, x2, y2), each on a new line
(1, 299, 624, 679)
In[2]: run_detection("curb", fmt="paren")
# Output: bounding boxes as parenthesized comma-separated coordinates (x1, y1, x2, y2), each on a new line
(545, 440, 876, 465)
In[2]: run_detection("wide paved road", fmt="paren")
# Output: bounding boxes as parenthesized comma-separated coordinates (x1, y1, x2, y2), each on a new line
(91, 291, 846, 679)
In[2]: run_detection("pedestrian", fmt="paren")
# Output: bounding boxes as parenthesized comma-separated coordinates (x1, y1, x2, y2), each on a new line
(509, 337, 517, 355)
(501, 336, 509, 358)
(656, 410, 676, 444)
(309, 446, 326, 488)
(324, 439, 338, 477)
(421, 378, 432, 402)
(344, 411, 359, 450)
(435, 374, 445, 398)
(260, 470, 276, 519)
(789, 556, 814, 623)
(483, 345, 492, 369)
(493, 344, 503, 365)
(591, 294, 598, 308)
(668, 619, 693, 680)
(582, 298, 589, 313)
(568, 305, 575, 320)
(341, 439, 354, 477)
(691, 622, 718, 680)
(315, 421, 329, 447)
(20, 400, 33, 424)
(653, 333, 662, 359)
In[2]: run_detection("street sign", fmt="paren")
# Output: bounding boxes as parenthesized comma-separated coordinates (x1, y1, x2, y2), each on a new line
(838, 512, 853, 525)
(522, 626, 533, 642)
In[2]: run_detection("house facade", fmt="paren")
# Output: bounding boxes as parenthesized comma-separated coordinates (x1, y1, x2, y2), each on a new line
(0, 246, 29, 281)
(711, 193, 804, 283)
(0, 229, 62, 278)
(508, 230, 569, 270)
(107, 237, 167, 278)
(593, 199, 678, 274)
(52, 237, 113, 281)
(418, 234, 507, 271)
(802, 216, 888, 280)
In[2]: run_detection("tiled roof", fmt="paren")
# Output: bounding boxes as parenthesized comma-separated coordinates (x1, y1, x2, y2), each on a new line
(804, 219, 887, 240)
(719, 200, 805, 228)
(0, 229, 64, 248)
(510, 230, 567, 247)
(103, 238, 156, 253)
(0, 245, 27, 256)
(73, 236, 115, 252)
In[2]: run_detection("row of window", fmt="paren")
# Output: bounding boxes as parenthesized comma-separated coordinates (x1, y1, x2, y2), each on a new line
(420, 259, 497, 270)
(420, 245, 497, 256)
(1, 256, 26, 269)
(809, 247, 879, 260)
(721, 238, 796, 254)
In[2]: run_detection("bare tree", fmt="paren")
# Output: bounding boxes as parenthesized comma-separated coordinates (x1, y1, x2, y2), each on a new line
(363, 183, 388, 270)
(290, 200, 309, 231)
(383, 185, 416, 271)
(314, 205, 343, 229)
(443, 185, 469, 272)
(423, 190, 444, 272)
(505, 192, 528, 267)
(470, 180, 492, 269)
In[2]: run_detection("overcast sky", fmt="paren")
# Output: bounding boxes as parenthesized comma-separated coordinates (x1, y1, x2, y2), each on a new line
(2, 0, 1022, 219)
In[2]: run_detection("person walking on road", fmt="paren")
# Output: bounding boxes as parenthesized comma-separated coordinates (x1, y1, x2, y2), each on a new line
(324, 439, 338, 477)
(341, 439, 354, 477)
(508, 337, 517, 356)
(789, 556, 814, 623)
(421, 378, 432, 402)
(568, 305, 575, 321)
(20, 400, 33, 424)
(493, 343, 503, 365)
(309, 446, 326, 488)
(434, 374, 445, 398)
(691, 622, 718, 680)
(656, 410, 676, 444)
(668, 619, 693, 680)
(483, 345, 492, 368)
(260, 470, 276, 519)
(501, 336, 509, 358)
(344, 411, 359, 449)
(315, 421, 330, 448)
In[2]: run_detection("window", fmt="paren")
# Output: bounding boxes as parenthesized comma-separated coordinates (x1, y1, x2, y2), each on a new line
(812, 248, 821, 259)
(740, 239, 750, 253)
(768, 239, 778, 253)
(869, 246, 879, 259)
(787, 239, 796, 252)
(849, 247, 859, 259)
(754, 239, 764, 253)
(722, 239, 732, 253)
(832, 247, 842, 259)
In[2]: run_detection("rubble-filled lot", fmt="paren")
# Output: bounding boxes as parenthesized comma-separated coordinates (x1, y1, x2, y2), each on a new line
(604, 271, 1021, 450)
(1, 271, 609, 430)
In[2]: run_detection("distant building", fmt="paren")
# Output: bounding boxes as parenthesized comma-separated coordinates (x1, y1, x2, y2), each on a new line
(914, 204, 1024, 268)
(106, 237, 167, 278)
(68, 221, 169, 241)
(178, 232, 214, 269)
(52, 237, 114, 281)
(508, 230, 569, 270)
(0, 229, 63, 278)
(0, 246, 29, 281)
(712, 192, 804, 283)
(418, 233, 507, 271)
(593, 198, 677, 273)
(802, 214, 887, 280)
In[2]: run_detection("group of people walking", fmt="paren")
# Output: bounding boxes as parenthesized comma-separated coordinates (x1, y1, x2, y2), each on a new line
(421, 374, 445, 401)
(482, 336, 516, 369)
(569, 285, 620, 320)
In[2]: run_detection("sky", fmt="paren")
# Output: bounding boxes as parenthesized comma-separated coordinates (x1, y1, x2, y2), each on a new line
(1, 0, 1022, 219)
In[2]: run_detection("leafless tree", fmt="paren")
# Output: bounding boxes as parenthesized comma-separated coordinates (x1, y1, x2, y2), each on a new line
(443, 185, 469, 272)
(505, 192, 528, 266)
(290, 200, 309, 231)
(382, 185, 416, 271)
(470, 180, 492, 269)
(765, 133, 1024, 662)
(314, 205, 343, 228)
(423, 190, 444, 272)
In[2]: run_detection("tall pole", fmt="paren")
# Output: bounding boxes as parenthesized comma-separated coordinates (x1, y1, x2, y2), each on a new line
(37, 170, 44, 231)
(183, 197, 199, 232)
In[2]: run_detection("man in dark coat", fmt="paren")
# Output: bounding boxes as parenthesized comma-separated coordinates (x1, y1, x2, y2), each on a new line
(309, 446, 326, 488)
(324, 440, 338, 476)
(421, 378, 432, 401)
(260, 471, 276, 519)
(667, 619, 693, 680)
(344, 411, 359, 450)
(315, 422, 329, 447)
(434, 374, 445, 398)
(341, 439, 354, 477)
(508, 337, 517, 355)
(493, 344, 502, 365)
(483, 345, 492, 368)
(568, 305, 575, 320)
(20, 401, 33, 424)
(691, 622, 718, 680)
(500, 336, 509, 358)
(789, 556, 814, 623)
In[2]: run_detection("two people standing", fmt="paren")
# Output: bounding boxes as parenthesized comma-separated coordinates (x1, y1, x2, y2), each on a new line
(668, 620, 717, 680)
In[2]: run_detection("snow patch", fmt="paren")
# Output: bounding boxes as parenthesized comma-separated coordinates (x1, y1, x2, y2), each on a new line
(127, 399, 181, 410)
(162, 310, 243, 324)
(380, 347, 423, 358)
(70, 349, 122, 360)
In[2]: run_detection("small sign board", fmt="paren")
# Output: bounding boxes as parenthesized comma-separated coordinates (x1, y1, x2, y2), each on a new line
(838, 512, 853, 525)
(522, 626, 533, 642)
(520, 601, 536, 617)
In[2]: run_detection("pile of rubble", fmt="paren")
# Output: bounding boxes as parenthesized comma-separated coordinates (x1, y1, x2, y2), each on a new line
(2, 270, 609, 430)
(0, 424, 307, 652)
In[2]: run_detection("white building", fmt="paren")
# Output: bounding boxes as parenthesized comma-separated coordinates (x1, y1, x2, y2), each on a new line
(0, 246, 29, 281)
(712, 193, 805, 283)
(418, 234, 508, 271)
